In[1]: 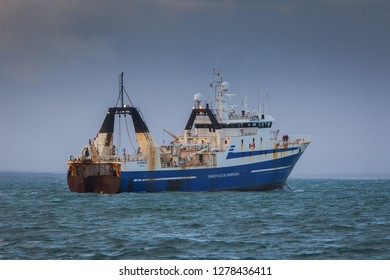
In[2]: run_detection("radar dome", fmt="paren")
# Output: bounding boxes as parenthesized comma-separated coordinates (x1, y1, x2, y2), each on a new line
(221, 81, 230, 91)
(194, 93, 203, 103)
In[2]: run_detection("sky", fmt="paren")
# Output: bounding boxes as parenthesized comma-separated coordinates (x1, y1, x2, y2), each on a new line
(0, 0, 389, 177)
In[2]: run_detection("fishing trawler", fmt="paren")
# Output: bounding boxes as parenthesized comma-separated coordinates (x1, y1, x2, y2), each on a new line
(67, 70, 310, 193)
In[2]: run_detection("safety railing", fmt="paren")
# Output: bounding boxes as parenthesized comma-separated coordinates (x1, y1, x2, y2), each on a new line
(279, 135, 311, 145)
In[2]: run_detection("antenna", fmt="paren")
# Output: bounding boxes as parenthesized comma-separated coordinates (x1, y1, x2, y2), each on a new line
(242, 96, 248, 112)
(120, 72, 124, 108)
(115, 72, 134, 108)
(212, 68, 224, 120)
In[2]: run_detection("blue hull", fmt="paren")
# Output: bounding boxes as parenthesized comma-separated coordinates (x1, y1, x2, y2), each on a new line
(119, 153, 302, 192)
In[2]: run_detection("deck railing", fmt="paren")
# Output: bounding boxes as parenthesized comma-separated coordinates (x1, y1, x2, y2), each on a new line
(279, 135, 311, 145)
(69, 154, 142, 163)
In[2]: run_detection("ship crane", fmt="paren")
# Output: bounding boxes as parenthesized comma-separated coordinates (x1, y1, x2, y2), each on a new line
(163, 129, 180, 142)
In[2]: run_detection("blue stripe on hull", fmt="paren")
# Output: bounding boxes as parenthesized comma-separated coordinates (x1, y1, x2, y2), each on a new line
(226, 147, 299, 159)
(119, 153, 303, 192)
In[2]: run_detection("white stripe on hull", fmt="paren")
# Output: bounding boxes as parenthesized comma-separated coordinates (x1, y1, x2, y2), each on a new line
(251, 165, 291, 173)
(134, 176, 197, 182)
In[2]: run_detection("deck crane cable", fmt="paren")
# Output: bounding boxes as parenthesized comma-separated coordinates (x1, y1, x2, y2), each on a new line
(116, 114, 121, 155)
(124, 114, 137, 153)
(123, 87, 134, 107)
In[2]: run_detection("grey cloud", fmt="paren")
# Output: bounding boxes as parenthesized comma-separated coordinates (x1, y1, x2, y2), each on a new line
(0, 0, 389, 174)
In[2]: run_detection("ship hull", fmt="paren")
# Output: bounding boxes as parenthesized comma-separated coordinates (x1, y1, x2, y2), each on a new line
(119, 152, 302, 192)
(67, 162, 121, 194)
(67, 175, 120, 194)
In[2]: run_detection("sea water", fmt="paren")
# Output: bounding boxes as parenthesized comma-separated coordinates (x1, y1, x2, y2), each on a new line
(0, 173, 389, 260)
